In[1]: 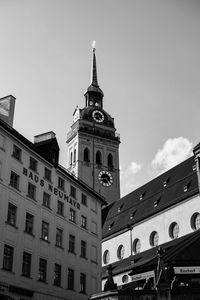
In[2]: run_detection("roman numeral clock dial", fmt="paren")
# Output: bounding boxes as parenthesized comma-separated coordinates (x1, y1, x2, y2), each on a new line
(98, 171, 113, 187)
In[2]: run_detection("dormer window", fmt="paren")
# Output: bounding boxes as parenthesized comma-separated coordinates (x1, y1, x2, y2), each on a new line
(163, 178, 170, 187)
(154, 197, 161, 207)
(193, 165, 196, 171)
(118, 204, 124, 212)
(130, 211, 136, 220)
(184, 182, 191, 192)
(108, 222, 114, 231)
(139, 192, 146, 200)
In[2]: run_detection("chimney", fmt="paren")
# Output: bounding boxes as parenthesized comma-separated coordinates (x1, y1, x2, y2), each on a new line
(0, 95, 16, 127)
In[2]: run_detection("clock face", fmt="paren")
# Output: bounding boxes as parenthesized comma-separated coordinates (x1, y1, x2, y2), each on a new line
(98, 171, 113, 187)
(92, 110, 104, 123)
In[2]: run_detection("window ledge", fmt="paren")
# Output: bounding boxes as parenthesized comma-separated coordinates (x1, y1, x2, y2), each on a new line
(40, 238, 50, 244)
(56, 213, 65, 219)
(21, 274, 32, 279)
(26, 195, 37, 201)
(43, 177, 52, 184)
(11, 155, 23, 164)
(80, 256, 88, 260)
(2, 268, 15, 274)
(24, 230, 35, 237)
(28, 167, 39, 174)
(37, 279, 48, 284)
(55, 245, 64, 250)
(91, 260, 98, 265)
(42, 204, 52, 211)
(9, 184, 21, 192)
(68, 251, 76, 256)
(5, 221, 18, 229)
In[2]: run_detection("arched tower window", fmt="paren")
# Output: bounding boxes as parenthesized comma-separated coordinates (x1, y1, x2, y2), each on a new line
(83, 148, 90, 162)
(70, 152, 73, 165)
(96, 151, 102, 165)
(73, 149, 76, 163)
(108, 153, 113, 169)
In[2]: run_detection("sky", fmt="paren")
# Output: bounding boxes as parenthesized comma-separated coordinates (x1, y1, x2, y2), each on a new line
(0, 0, 200, 197)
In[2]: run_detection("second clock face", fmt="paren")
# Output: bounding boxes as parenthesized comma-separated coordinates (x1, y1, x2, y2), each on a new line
(92, 110, 104, 123)
(98, 171, 113, 187)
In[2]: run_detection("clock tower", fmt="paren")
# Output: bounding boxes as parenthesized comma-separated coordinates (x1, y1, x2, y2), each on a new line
(66, 43, 120, 203)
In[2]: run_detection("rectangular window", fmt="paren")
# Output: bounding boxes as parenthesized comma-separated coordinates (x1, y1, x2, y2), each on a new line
(80, 273, 86, 294)
(58, 177, 65, 190)
(44, 167, 51, 181)
(70, 185, 76, 198)
(81, 193, 87, 206)
(22, 252, 31, 277)
(12, 144, 22, 161)
(91, 199, 97, 212)
(68, 234, 75, 253)
(81, 240, 87, 259)
(81, 215, 87, 229)
(39, 258, 47, 282)
(27, 182, 36, 200)
(10, 171, 20, 190)
(43, 192, 51, 208)
(41, 221, 49, 241)
(68, 268, 74, 290)
(56, 228, 63, 248)
(91, 245, 97, 263)
(69, 208, 76, 223)
(25, 212, 34, 235)
(57, 201, 64, 216)
(29, 157, 37, 172)
(54, 264, 61, 286)
(0, 134, 5, 149)
(3, 244, 14, 271)
(91, 221, 97, 235)
(7, 203, 17, 226)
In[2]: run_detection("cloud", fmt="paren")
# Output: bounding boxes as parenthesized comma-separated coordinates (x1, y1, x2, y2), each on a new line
(152, 137, 193, 173)
(120, 161, 142, 196)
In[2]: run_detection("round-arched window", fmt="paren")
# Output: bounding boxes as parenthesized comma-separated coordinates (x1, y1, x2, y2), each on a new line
(133, 238, 141, 254)
(83, 148, 90, 162)
(169, 222, 179, 239)
(191, 212, 200, 230)
(150, 231, 159, 247)
(103, 250, 110, 264)
(96, 150, 102, 165)
(108, 153, 113, 168)
(117, 244, 125, 260)
(122, 274, 129, 283)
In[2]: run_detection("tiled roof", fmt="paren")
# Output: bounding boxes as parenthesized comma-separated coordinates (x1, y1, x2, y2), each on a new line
(102, 157, 198, 238)
(102, 229, 200, 278)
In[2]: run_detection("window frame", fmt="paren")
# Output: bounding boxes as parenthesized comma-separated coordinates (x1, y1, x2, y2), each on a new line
(12, 144, 22, 161)
(54, 264, 61, 287)
(27, 182, 36, 200)
(25, 212, 34, 235)
(44, 167, 51, 182)
(38, 258, 47, 282)
(7, 203, 17, 227)
(22, 251, 31, 278)
(68, 234, 75, 254)
(10, 171, 20, 190)
(29, 156, 38, 172)
(3, 244, 14, 272)
(56, 228, 63, 248)
(41, 221, 49, 242)
(43, 192, 51, 208)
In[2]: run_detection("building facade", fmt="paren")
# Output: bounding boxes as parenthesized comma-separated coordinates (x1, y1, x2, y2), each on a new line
(67, 45, 120, 204)
(100, 153, 200, 296)
(0, 96, 106, 300)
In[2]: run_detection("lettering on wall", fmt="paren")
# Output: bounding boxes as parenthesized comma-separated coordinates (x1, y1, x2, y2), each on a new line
(23, 167, 80, 209)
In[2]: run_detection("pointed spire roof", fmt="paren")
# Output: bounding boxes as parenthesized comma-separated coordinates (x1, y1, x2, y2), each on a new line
(85, 41, 104, 96)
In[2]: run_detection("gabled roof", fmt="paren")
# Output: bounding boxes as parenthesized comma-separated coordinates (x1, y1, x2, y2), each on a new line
(103, 157, 198, 239)
(102, 229, 200, 279)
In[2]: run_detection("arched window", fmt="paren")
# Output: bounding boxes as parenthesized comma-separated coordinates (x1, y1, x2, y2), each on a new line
(70, 152, 73, 165)
(108, 153, 113, 168)
(73, 149, 76, 163)
(83, 148, 90, 162)
(96, 151, 102, 165)
(169, 222, 179, 239)
(117, 244, 125, 260)
(133, 238, 141, 254)
(103, 250, 110, 265)
(191, 212, 200, 230)
(149, 231, 159, 247)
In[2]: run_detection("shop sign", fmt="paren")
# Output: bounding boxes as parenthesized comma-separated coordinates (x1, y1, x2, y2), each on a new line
(174, 266, 200, 274)
(131, 270, 155, 282)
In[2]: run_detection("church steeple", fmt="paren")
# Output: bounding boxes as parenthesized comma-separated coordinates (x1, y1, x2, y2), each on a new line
(84, 41, 104, 109)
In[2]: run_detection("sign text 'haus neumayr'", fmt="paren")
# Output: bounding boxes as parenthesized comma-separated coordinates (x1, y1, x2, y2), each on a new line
(23, 167, 80, 209)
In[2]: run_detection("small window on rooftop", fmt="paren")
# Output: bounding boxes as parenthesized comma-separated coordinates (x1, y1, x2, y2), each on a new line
(192, 165, 196, 171)
(130, 211, 136, 220)
(154, 197, 161, 207)
(118, 204, 124, 212)
(184, 182, 191, 192)
(139, 192, 146, 200)
(108, 222, 114, 231)
(163, 178, 170, 187)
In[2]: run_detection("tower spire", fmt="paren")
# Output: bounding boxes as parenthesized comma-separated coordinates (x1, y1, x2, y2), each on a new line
(84, 41, 104, 108)
(91, 41, 99, 87)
